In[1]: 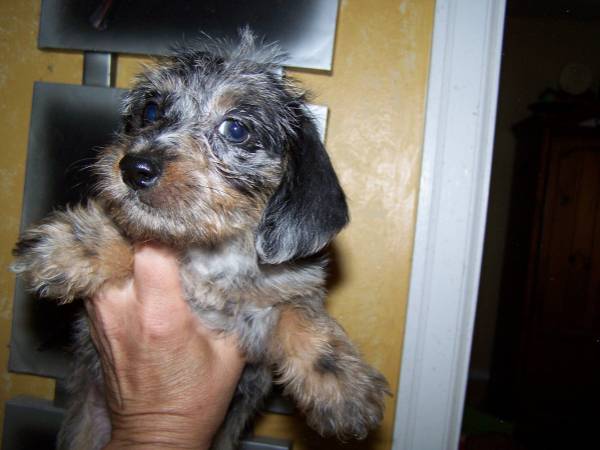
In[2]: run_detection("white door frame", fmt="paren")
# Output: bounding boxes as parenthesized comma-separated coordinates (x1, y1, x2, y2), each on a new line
(393, 1, 507, 449)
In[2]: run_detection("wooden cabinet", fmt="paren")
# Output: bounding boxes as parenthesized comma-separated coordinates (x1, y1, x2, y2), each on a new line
(488, 106, 600, 449)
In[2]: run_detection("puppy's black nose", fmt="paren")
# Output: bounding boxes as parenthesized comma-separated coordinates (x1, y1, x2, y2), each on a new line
(119, 155, 162, 190)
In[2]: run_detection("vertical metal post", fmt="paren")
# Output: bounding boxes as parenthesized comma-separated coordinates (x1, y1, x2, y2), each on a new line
(83, 51, 116, 87)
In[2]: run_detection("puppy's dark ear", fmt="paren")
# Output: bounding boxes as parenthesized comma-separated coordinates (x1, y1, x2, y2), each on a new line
(256, 112, 349, 264)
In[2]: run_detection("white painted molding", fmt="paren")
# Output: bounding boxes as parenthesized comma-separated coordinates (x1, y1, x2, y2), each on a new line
(393, 1, 506, 449)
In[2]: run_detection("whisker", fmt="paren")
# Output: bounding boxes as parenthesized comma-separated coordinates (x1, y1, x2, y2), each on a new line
(65, 157, 98, 175)
(194, 183, 228, 196)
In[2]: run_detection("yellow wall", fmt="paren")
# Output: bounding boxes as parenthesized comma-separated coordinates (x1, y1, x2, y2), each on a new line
(0, 0, 434, 448)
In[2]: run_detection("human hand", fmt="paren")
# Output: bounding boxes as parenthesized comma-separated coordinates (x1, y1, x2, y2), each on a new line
(85, 245, 245, 449)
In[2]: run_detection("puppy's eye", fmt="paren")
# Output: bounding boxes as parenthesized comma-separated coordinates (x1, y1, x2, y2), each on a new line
(218, 119, 249, 144)
(142, 102, 160, 125)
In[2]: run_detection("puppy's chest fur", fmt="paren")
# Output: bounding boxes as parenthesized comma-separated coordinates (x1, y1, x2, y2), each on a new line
(180, 238, 326, 360)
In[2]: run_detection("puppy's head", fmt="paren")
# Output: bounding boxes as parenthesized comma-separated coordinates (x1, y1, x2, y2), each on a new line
(97, 30, 348, 264)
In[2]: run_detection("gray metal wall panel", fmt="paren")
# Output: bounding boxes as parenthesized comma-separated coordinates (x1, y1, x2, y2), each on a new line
(39, 0, 340, 71)
(9, 82, 125, 378)
(2, 396, 64, 450)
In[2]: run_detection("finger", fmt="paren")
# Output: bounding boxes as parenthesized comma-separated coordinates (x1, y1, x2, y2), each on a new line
(210, 332, 245, 365)
(133, 244, 183, 306)
(90, 279, 135, 309)
(84, 297, 95, 316)
(88, 280, 134, 323)
(84, 300, 101, 344)
(84, 303, 122, 379)
(86, 280, 137, 345)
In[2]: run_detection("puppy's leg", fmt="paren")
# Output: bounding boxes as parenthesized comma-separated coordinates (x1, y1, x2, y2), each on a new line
(211, 363, 273, 450)
(58, 316, 111, 450)
(12, 200, 132, 302)
(269, 304, 390, 440)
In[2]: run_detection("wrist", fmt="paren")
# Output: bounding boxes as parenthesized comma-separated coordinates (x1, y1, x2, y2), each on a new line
(105, 434, 210, 450)
(104, 438, 209, 450)
(106, 413, 212, 450)
(105, 440, 208, 450)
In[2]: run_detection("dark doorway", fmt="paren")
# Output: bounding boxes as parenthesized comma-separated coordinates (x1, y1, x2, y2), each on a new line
(462, 1, 600, 449)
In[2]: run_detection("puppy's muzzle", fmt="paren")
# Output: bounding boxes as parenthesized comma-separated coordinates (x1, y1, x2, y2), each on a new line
(119, 155, 162, 190)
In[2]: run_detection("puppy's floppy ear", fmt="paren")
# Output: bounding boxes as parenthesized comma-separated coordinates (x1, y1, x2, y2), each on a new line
(256, 111, 349, 264)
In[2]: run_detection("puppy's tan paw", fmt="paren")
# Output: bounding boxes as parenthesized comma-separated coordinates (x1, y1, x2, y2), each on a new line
(303, 356, 390, 440)
(12, 202, 132, 302)
(272, 305, 390, 440)
(13, 219, 81, 302)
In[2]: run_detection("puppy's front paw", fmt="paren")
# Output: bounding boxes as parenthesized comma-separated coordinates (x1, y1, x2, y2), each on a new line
(304, 356, 390, 440)
(13, 218, 81, 301)
(12, 202, 132, 302)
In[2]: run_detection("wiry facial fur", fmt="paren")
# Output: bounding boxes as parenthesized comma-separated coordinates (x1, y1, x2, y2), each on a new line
(13, 29, 389, 450)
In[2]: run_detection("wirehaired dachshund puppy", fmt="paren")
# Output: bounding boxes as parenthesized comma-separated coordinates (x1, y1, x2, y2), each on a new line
(12, 30, 390, 450)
